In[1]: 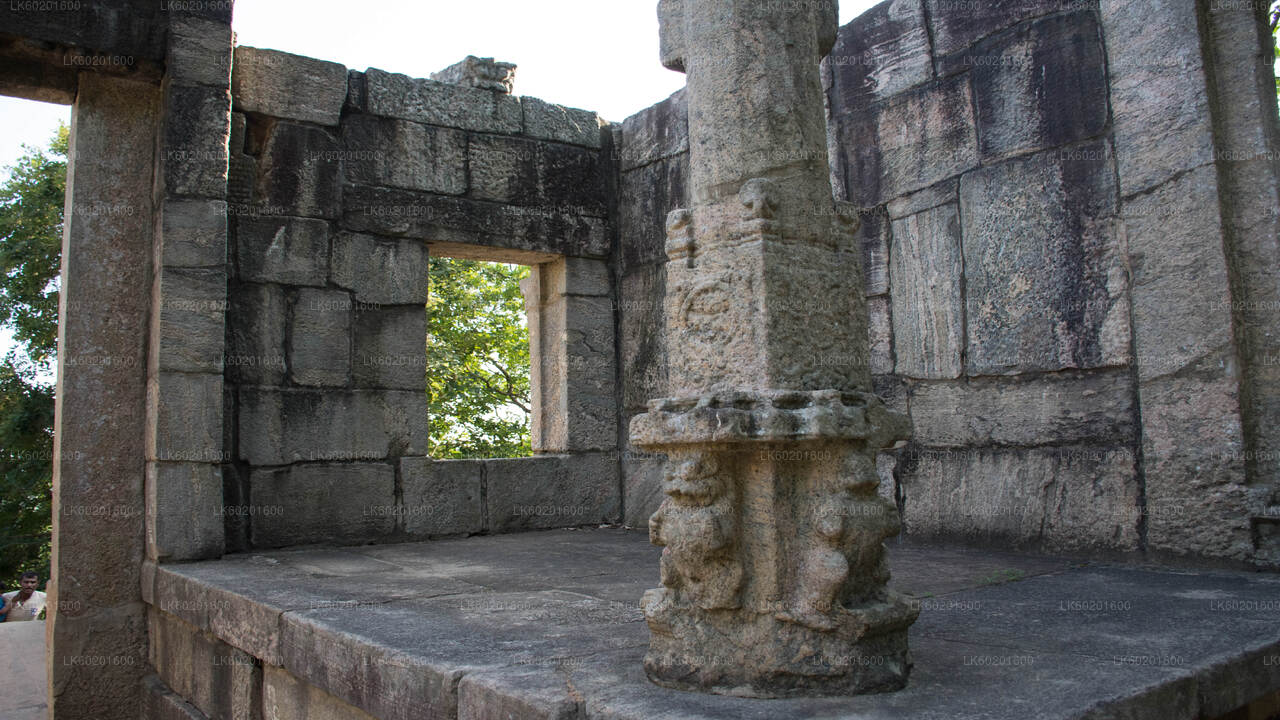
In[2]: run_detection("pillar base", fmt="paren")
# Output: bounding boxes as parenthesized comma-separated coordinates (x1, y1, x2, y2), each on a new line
(642, 590, 918, 698)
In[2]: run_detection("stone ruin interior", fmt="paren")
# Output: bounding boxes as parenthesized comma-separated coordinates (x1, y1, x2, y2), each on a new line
(3, 0, 1280, 717)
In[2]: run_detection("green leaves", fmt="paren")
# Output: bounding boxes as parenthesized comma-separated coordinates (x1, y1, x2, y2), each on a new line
(427, 258, 533, 459)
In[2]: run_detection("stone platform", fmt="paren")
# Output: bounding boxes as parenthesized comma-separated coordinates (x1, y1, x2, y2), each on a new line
(146, 528, 1280, 719)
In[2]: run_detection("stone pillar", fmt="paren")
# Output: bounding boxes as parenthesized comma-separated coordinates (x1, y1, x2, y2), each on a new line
(630, 0, 917, 697)
(49, 71, 159, 719)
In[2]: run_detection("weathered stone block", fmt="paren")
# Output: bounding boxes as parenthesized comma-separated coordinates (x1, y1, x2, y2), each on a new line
(250, 463, 396, 547)
(256, 122, 343, 219)
(521, 96, 605, 148)
(486, 454, 620, 532)
(400, 458, 484, 537)
(1121, 165, 1233, 381)
(149, 609, 261, 720)
(563, 295, 619, 452)
(1101, 0, 1216, 196)
(147, 461, 224, 562)
(159, 199, 227, 268)
(961, 142, 1129, 374)
(353, 305, 426, 391)
(886, 179, 957, 220)
(1141, 368, 1253, 561)
(617, 154, 689, 272)
(868, 296, 893, 375)
(623, 446, 666, 529)
(926, 0, 1077, 58)
(969, 11, 1110, 162)
(289, 288, 351, 387)
(910, 371, 1136, 448)
(227, 283, 288, 386)
(341, 114, 466, 195)
(231, 47, 347, 126)
(362, 68, 523, 134)
(899, 445, 1141, 551)
(148, 372, 223, 464)
(167, 16, 232, 88)
(162, 83, 232, 199)
(546, 257, 610, 297)
(619, 88, 687, 172)
(469, 135, 608, 217)
(620, 268, 667, 412)
(857, 206, 890, 296)
(838, 73, 979, 208)
(431, 55, 517, 94)
(330, 232, 428, 305)
(155, 267, 226, 374)
(235, 216, 330, 286)
(142, 674, 207, 720)
(238, 389, 428, 466)
(263, 665, 379, 720)
(889, 202, 964, 379)
(826, 0, 931, 108)
(342, 185, 608, 259)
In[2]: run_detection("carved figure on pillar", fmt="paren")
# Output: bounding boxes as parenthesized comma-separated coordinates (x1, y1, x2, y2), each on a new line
(629, 0, 919, 698)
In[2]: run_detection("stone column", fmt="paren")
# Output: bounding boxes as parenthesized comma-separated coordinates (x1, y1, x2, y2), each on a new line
(630, 0, 918, 697)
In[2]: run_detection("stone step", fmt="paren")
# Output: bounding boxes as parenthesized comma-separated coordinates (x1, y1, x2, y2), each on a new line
(146, 528, 1280, 719)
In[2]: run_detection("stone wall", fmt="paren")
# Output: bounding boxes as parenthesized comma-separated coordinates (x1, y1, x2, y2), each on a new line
(222, 47, 622, 550)
(617, 0, 1280, 567)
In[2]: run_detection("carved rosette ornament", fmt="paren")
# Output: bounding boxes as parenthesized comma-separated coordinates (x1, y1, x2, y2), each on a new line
(630, 0, 919, 698)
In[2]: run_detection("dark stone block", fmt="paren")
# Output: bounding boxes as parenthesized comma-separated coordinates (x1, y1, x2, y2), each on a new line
(470, 134, 609, 218)
(619, 88, 688, 172)
(620, 266, 667, 412)
(926, 0, 1084, 58)
(826, 0, 931, 113)
(342, 113, 466, 195)
(256, 121, 342, 219)
(857, 206, 890, 296)
(970, 11, 1110, 162)
(617, 154, 690, 273)
(1, 0, 167, 60)
(341, 185, 609, 259)
(158, 0, 233, 24)
(162, 83, 231, 199)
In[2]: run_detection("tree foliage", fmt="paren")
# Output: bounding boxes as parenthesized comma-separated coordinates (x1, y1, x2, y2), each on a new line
(0, 123, 67, 584)
(427, 258, 533, 459)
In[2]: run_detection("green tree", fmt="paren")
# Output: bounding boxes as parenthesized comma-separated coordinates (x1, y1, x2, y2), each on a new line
(0, 123, 67, 585)
(427, 258, 533, 459)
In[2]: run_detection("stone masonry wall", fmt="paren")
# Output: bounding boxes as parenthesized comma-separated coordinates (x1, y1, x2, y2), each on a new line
(618, 0, 1280, 567)
(222, 47, 622, 551)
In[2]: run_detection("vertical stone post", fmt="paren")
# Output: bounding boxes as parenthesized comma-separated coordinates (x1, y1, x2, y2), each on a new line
(50, 72, 159, 719)
(630, 0, 918, 697)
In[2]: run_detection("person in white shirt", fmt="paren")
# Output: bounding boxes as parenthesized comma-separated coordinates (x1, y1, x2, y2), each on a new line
(1, 572, 46, 622)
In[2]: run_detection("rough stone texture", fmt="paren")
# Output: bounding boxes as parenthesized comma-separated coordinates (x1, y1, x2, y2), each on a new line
(168, 16, 233, 88)
(899, 445, 1141, 551)
(623, 447, 667, 529)
(968, 11, 1110, 162)
(886, 179, 957, 220)
(961, 142, 1130, 375)
(263, 665, 379, 720)
(825, 0, 931, 107)
(330, 232, 428, 305)
(161, 83, 232, 199)
(342, 114, 466, 195)
(159, 199, 228, 269)
(620, 267, 668, 412)
(926, 0, 1077, 59)
(836, 73, 979, 208)
(889, 202, 964, 379)
(154, 267, 226, 374)
(618, 154, 690, 272)
(149, 609, 260, 720)
(522, 96, 605, 149)
(486, 454, 620, 532)
(857, 206, 891, 296)
(227, 283, 288, 386)
(469, 134, 608, 217)
(249, 463, 397, 547)
(1100, 0, 1216, 196)
(343, 184, 608, 259)
(910, 371, 1137, 448)
(361, 68, 523, 134)
(1120, 165, 1233, 382)
(619, 89, 688, 172)
(255, 122, 343, 219)
(237, 390, 428, 466)
(353, 305, 426, 391)
(141, 675, 209, 720)
(868, 296, 893, 375)
(232, 46, 348, 126)
(147, 462, 225, 562)
(288, 289, 351, 388)
(148, 372, 224, 464)
(51, 72, 157, 720)
(430, 55, 517, 94)
(400, 458, 484, 537)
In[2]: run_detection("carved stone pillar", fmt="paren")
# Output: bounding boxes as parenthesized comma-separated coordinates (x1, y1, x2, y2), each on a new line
(630, 0, 918, 697)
